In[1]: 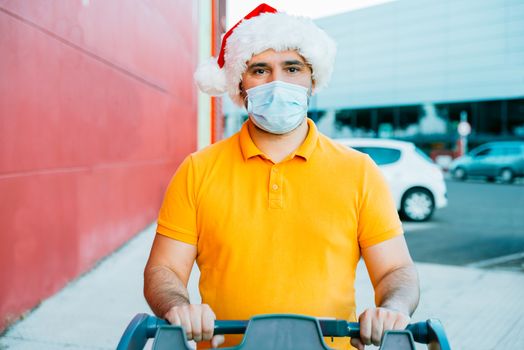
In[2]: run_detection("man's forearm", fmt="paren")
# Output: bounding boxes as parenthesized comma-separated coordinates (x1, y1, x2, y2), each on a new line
(374, 264, 420, 316)
(144, 265, 190, 317)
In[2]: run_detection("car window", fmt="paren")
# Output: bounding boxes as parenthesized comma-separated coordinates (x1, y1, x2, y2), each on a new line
(475, 148, 493, 157)
(352, 147, 401, 165)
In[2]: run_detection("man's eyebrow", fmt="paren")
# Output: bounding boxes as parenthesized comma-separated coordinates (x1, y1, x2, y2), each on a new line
(247, 62, 270, 70)
(282, 60, 306, 66)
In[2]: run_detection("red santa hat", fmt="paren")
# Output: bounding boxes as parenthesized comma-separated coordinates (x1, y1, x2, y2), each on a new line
(194, 3, 337, 106)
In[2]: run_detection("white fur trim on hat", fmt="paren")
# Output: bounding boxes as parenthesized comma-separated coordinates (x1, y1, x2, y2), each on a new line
(194, 57, 227, 96)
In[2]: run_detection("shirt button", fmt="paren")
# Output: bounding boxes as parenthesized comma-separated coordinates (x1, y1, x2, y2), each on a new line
(272, 168, 278, 173)
(272, 184, 279, 191)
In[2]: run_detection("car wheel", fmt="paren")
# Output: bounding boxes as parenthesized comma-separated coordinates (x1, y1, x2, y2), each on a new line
(499, 168, 514, 183)
(400, 188, 435, 222)
(453, 167, 467, 180)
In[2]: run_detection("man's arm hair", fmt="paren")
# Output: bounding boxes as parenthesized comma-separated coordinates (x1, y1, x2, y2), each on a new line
(143, 234, 197, 318)
(362, 235, 420, 316)
(144, 265, 190, 317)
(373, 264, 419, 316)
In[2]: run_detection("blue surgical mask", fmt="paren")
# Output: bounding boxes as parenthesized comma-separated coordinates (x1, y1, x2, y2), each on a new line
(246, 81, 310, 135)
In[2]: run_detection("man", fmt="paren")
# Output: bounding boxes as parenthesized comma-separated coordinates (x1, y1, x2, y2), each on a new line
(144, 4, 419, 349)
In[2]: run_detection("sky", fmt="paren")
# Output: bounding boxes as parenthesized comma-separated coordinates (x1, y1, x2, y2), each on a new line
(226, 0, 395, 27)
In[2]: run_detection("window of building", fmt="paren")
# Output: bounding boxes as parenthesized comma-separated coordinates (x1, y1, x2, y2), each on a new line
(508, 99, 524, 137)
(475, 100, 503, 135)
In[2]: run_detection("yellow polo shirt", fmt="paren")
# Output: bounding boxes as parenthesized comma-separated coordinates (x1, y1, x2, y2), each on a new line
(157, 119, 403, 349)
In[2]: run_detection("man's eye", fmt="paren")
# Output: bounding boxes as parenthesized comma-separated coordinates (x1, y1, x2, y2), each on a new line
(254, 69, 266, 75)
(288, 67, 300, 73)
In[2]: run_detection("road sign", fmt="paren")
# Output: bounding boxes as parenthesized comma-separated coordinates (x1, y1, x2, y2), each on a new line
(457, 121, 471, 136)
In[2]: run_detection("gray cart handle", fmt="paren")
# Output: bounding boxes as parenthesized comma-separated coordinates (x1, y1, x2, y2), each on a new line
(116, 313, 450, 350)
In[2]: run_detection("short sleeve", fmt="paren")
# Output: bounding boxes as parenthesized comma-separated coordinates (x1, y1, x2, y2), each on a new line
(357, 155, 403, 249)
(156, 155, 198, 245)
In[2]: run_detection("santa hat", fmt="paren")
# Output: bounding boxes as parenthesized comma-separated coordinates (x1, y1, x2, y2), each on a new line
(194, 3, 337, 106)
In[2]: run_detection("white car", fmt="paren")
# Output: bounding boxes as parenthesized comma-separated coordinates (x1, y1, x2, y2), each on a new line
(337, 138, 448, 221)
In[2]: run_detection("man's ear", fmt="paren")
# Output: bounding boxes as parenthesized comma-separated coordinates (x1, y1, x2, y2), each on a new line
(310, 79, 316, 96)
(239, 81, 245, 96)
(239, 82, 249, 108)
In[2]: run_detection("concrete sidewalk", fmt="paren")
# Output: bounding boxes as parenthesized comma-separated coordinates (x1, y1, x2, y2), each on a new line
(1, 224, 523, 350)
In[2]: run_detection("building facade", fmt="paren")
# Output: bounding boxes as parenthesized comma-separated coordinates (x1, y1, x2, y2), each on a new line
(312, 0, 524, 152)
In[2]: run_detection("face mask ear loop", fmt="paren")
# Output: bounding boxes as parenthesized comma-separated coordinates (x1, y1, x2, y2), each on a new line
(307, 85, 313, 106)
(243, 93, 250, 110)
(240, 83, 249, 109)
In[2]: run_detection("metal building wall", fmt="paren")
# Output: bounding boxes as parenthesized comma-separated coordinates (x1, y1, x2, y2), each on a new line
(315, 0, 524, 109)
(0, 0, 198, 331)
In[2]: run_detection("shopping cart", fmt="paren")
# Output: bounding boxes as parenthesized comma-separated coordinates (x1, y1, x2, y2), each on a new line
(117, 313, 451, 350)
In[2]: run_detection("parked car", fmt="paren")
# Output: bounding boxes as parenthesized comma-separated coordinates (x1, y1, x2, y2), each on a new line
(337, 138, 448, 222)
(449, 141, 524, 183)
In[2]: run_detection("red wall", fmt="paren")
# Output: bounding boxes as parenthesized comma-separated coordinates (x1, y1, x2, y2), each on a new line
(0, 0, 198, 331)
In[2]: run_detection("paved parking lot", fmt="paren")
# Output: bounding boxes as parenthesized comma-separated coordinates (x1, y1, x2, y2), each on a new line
(405, 179, 524, 272)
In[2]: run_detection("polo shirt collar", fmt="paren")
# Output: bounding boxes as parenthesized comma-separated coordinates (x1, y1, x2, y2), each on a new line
(239, 120, 264, 160)
(239, 118, 319, 162)
(294, 118, 319, 161)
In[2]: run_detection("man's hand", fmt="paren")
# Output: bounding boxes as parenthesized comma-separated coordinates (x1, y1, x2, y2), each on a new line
(164, 303, 225, 348)
(350, 307, 410, 350)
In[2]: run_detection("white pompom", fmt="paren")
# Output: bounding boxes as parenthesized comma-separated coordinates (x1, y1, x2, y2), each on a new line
(194, 57, 227, 95)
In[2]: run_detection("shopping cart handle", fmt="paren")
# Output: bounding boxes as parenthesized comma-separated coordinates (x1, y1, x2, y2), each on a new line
(406, 322, 429, 343)
(116, 314, 168, 350)
(215, 319, 429, 343)
(117, 314, 450, 350)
